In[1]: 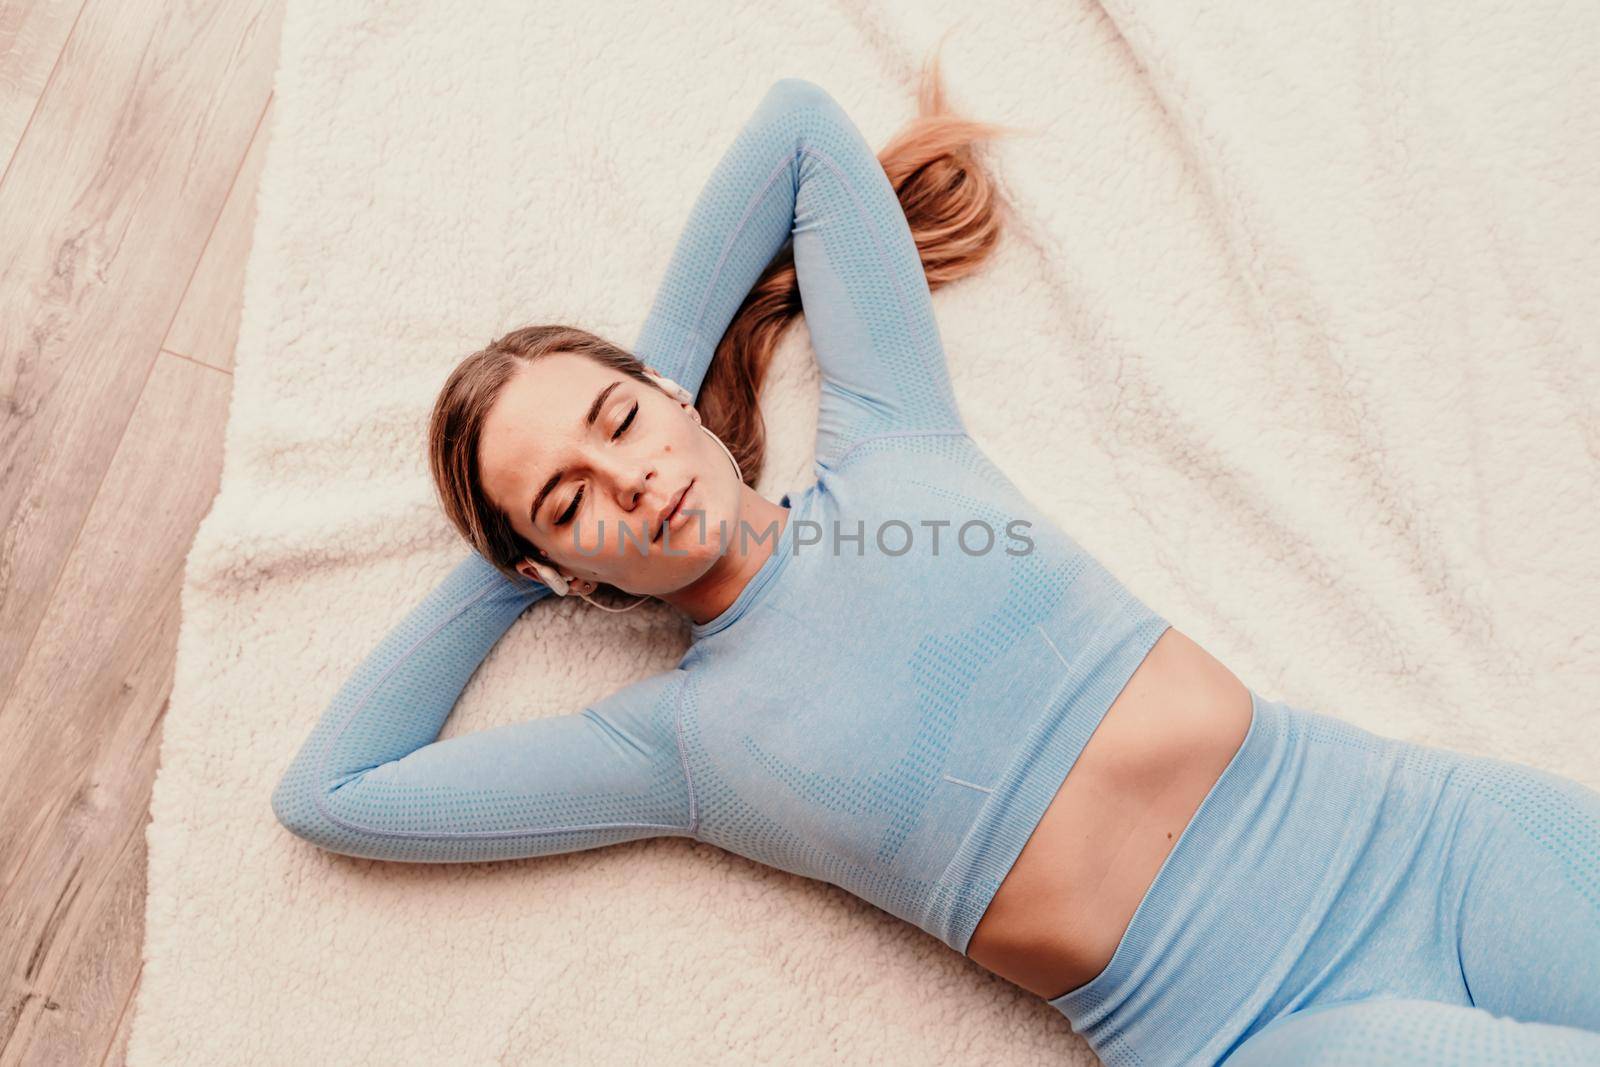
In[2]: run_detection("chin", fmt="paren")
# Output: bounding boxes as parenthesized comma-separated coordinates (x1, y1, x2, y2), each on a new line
(604, 535, 718, 593)
(659, 543, 722, 584)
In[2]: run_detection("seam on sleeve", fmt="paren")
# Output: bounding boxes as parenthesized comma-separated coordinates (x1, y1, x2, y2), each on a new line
(681, 150, 800, 371)
(798, 140, 923, 389)
(660, 324, 707, 385)
(800, 136, 964, 435)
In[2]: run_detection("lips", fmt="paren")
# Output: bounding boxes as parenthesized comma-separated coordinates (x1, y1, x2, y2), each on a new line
(653, 480, 692, 543)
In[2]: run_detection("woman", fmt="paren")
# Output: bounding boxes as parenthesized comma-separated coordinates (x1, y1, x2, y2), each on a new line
(271, 57, 1600, 1066)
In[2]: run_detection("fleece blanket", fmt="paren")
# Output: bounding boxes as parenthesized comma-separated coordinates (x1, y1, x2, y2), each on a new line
(128, 1, 1599, 1063)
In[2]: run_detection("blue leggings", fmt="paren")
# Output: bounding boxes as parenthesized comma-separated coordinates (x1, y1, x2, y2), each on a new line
(1047, 692, 1600, 1066)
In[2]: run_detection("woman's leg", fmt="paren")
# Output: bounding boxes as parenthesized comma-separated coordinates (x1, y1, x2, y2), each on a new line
(1220, 997, 1600, 1067)
(1449, 755, 1600, 1030)
(1247, 721, 1600, 1034)
(1220, 746, 1600, 1066)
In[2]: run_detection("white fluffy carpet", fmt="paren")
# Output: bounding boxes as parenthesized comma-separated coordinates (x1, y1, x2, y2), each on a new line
(128, 1, 1599, 1063)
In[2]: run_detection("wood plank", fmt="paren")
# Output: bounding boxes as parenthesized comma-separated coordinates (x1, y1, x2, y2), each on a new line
(0, 351, 231, 1065)
(1, 1, 284, 1059)
(101, 963, 141, 1067)
(0, 0, 85, 176)
(0, 0, 276, 700)
(164, 92, 277, 372)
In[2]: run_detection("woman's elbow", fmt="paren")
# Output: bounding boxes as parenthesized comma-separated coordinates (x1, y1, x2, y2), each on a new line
(766, 76, 833, 112)
(271, 774, 328, 849)
(271, 776, 393, 862)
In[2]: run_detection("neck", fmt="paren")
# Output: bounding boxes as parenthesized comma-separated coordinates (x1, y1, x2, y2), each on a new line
(661, 483, 790, 626)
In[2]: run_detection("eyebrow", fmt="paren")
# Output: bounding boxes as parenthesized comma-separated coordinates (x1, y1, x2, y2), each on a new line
(529, 379, 623, 529)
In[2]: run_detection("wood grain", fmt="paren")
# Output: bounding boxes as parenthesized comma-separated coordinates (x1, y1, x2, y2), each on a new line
(0, 0, 84, 175)
(0, 1, 284, 1064)
(0, 0, 276, 697)
(0, 353, 230, 1065)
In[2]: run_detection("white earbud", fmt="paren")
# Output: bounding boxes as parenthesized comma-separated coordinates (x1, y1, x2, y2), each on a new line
(524, 556, 645, 612)
(524, 557, 576, 598)
(524, 371, 743, 612)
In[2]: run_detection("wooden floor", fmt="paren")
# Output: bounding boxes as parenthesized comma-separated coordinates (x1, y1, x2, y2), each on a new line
(0, 2, 286, 1063)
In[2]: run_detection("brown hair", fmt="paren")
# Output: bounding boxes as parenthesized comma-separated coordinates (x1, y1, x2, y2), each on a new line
(428, 39, 1025, 592)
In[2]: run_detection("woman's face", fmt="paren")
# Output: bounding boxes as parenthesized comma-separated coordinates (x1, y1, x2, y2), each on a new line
(478, 353, 741, 596)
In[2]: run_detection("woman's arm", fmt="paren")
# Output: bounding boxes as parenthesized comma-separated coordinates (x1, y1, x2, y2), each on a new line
(270, 550, 695, 863)
(632, 78, 965, 468)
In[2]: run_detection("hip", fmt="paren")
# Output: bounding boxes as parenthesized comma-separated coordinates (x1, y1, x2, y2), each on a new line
(1048, 692, 1600, 1066)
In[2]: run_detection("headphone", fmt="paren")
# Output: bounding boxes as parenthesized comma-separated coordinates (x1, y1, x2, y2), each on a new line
(521, 371, 744, 612)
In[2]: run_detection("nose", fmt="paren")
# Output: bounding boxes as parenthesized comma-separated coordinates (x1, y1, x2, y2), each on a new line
(593, 448, 652, 510)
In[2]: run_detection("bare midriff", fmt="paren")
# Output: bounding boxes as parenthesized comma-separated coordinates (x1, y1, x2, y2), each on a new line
(964, 627, 1254, 1001)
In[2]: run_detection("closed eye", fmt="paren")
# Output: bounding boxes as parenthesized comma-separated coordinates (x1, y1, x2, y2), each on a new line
(557, 487, 582, 525)
(612, 402, 638, 439)
(556, 401, 638, 526)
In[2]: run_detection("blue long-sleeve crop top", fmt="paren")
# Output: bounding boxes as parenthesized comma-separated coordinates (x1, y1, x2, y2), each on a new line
(270, 78, 1172, 958)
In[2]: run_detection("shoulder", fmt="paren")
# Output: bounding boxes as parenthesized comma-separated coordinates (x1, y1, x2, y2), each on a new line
(586, 667, 692, 730)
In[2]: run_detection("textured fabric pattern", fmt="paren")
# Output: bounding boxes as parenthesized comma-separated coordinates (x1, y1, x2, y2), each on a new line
(679, 430, 1169, 954)
(1049, 693, 1600, 1066)
(1222, 999, 1600, 1067)
(270, 79, 1171, 958)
